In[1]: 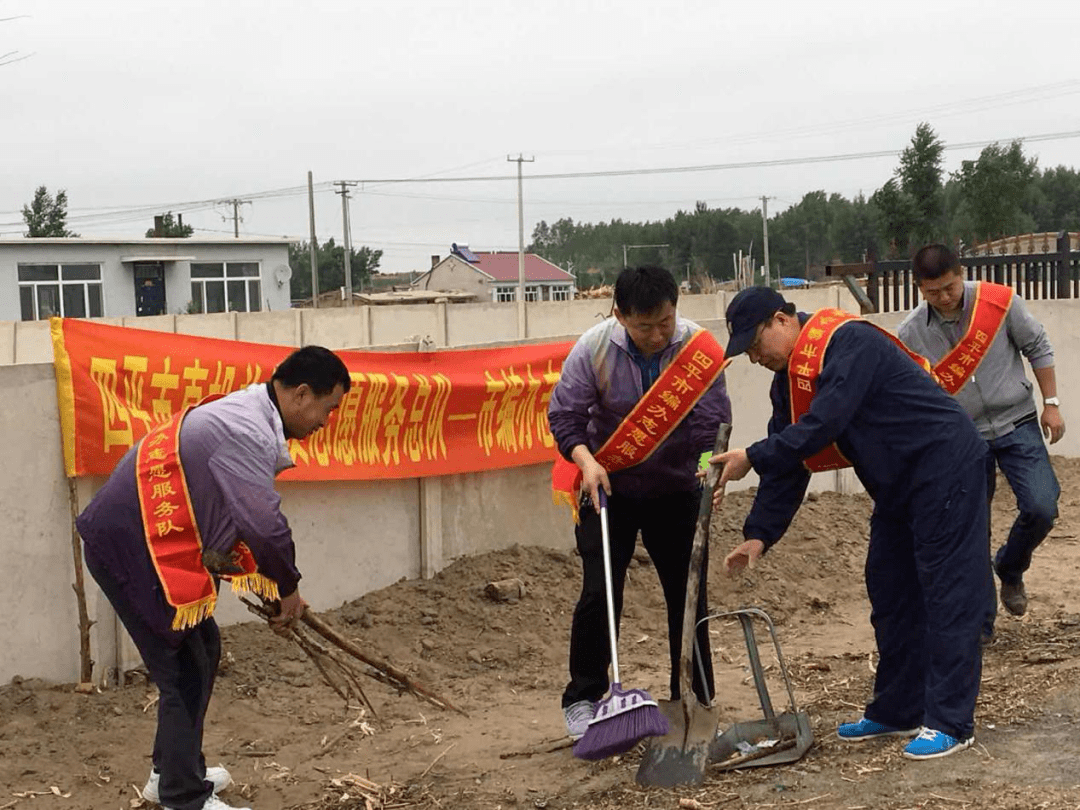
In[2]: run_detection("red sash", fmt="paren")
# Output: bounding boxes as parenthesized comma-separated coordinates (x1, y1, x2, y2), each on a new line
(551, 329, 728, 519)
(136, 395, 279, 631)
(931, 282, 1012, 395)
(789, 309, 937, 473)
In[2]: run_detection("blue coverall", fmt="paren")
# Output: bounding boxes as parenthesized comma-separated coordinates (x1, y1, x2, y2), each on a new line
(743, 318, 989, 741)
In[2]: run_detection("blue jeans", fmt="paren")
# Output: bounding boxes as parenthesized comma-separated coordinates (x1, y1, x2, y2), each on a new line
(982, 420, 1060, 632)
(989, 420, 1060, 583)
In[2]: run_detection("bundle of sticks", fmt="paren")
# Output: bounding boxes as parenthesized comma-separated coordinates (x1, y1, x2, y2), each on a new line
(241, 596, 466, 720)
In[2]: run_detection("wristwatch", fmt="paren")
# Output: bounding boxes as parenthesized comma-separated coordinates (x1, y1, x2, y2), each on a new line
(1044, 397, 1061, 407)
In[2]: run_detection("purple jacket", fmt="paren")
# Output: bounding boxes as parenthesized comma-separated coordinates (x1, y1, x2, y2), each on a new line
(548, 315, 731, 498)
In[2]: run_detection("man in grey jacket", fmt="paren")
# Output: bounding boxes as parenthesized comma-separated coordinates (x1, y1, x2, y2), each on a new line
(899, 244, 1065, 630)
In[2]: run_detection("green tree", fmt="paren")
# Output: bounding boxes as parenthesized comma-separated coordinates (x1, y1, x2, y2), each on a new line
(952, 141, 1038, 244)
(146, 212, 194, 237)
(871, 179, 917, 257)
(22, 185, 78, 237)
(897, 122, 945, 245)
(288, 239, 382, 301)
(830, 193, 881, 263)
(1029, 165, 1080, 232)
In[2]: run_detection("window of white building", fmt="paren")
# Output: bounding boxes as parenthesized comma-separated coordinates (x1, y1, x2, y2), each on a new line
(190, 262, 262, 313)
(525, 286, 541, 302)
(550, 285, 573, 301)
(18, 263, 104, 321)
(494, 286, 516, 303)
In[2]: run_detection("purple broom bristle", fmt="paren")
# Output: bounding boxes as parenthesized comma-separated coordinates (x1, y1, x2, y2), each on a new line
(573, 684, 669, 761)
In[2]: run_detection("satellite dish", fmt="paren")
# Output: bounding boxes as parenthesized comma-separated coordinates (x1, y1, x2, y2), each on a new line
(274, 265, 293, 287)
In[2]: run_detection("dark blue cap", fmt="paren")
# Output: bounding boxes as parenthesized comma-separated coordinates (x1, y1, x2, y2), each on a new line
(725, 286, 787, 357)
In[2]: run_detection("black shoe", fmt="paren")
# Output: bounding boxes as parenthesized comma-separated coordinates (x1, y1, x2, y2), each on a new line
(1000, 580, 1028, 616)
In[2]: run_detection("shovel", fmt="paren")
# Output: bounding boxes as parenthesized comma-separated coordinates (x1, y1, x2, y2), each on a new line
(635, 422, 730, 788)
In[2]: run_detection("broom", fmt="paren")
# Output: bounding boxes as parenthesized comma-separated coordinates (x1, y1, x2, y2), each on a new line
(573, 488, 668, 760)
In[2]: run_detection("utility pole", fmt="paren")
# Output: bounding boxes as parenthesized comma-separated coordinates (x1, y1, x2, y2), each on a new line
(761, 196, 771, 287)
(307, 171, 319, 308)
(221, 198, 250, 238)
(508, 153, 534, 339)
(335, 181, 356, 307)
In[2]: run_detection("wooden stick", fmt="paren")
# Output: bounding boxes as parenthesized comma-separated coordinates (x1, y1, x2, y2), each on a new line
(499, 738, 575, 759)
(242, 597, 465, 716)
(67, 477, 95, 683)
(419, 742, 456, 778)
(299, 608, 467, 716)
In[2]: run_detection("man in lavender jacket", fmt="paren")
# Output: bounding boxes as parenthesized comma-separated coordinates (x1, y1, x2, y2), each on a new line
(77, 346, 349, 810)
(548, 266, 731, 739)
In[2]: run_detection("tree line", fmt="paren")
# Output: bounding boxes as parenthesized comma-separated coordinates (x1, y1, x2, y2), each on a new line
(528, 124, 1080, 286)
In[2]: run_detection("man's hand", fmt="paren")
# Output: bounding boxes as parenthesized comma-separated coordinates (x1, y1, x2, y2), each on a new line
(1042, 406, 1065, 444)
(270, 589, 308, 636)
(707, 448, 752, 508)
(724, 539, 765, 576)
(571, 445, 611, 513)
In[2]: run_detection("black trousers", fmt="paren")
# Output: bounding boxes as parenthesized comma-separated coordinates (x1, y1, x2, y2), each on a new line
(86, 552, 218, 810)
(863, 457, 988, 741)
(562, 489, 715, 708)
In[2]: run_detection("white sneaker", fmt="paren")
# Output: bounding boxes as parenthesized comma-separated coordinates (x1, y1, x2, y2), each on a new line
(168, 795, 251, 810)
(143, 766, 233, 804)
(563, 700, 596, 740)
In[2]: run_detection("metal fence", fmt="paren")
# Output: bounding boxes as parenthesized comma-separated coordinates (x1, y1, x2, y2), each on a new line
(826, 232, 1080, 314)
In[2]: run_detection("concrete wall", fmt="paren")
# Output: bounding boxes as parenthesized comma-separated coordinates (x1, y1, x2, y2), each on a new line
(0, 288, 862, 365)
(0, 239, 293, 323)
(6, 284, 1079, 682)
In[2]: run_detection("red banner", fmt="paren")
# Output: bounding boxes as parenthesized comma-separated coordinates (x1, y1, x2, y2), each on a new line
(51, 318, 572, 481)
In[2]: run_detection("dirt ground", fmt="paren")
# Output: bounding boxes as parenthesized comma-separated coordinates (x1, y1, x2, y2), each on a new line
(4, 458, 1080, 810)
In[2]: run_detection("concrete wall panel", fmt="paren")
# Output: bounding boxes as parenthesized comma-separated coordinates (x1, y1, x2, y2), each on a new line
(0, 364, 81, 683)
(447, 302, 518, 346)
(300, 307, 366, 349)
(236, 309, 300, 347)
(439, 463, 572, 561)
(370, 304, 440, 346)
(175, 312, 237, 340)
(14, 320, 54, 364)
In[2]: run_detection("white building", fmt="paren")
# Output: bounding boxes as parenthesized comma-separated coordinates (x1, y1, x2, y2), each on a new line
(0, 237, 296, 322)
(413, 243, 575, 303)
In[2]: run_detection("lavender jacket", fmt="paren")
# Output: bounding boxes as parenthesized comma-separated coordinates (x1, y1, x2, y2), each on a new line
(77, 383, 302, 644)
(548, 315, 731, 498)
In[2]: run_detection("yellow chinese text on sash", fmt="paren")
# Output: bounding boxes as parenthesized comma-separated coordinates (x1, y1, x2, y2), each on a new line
(136, 395, 279, 631)
(931, 282, 1013, 395)
(789, 308, 937, 473)
(552, 329, 728, 519)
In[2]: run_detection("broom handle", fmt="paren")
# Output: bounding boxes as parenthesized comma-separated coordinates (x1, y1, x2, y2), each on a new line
(598, 488, 621, 685)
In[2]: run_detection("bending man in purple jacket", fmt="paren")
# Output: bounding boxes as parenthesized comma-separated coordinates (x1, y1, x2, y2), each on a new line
(548, 265, 731, 739)
(77, 346, 350, 810)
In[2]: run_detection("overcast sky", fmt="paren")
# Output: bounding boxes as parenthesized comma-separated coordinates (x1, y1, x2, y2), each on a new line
(3, 0, 1080, 274)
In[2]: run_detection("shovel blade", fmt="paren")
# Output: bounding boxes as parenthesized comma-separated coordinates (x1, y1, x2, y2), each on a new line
(635, 699, 721, 788)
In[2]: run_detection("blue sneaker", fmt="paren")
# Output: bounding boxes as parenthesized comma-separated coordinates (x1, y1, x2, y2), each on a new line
(837, 716, 920, 741)
(903, 728, 974, 760)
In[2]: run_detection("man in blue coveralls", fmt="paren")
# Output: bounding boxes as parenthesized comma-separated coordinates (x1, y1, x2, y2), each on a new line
(708, 287, 989, 760)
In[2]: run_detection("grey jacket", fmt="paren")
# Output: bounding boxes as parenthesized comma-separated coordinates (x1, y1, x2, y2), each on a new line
(897, 281, 1053, 440)
(78, 383, 301, 643)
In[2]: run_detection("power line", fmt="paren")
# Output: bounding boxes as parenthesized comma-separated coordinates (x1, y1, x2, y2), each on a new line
(344, 129, 1080, 185)
(4, 126, 1079, 232)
